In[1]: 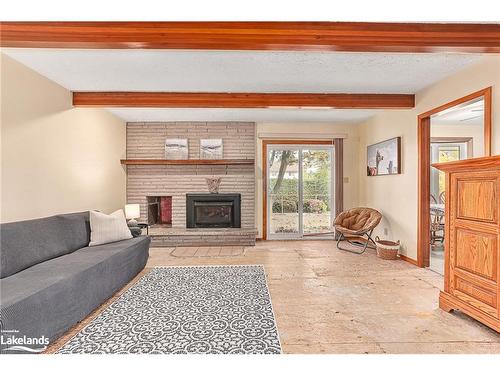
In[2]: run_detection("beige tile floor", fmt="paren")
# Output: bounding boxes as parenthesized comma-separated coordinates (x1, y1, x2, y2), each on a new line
(48, 240, 500, 354)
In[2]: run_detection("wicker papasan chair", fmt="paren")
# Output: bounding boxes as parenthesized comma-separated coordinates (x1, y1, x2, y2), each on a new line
(334, 207, 382, 254)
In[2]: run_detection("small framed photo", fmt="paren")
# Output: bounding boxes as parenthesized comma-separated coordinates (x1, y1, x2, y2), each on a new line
(165, 138, 188, 160)
(367, 137, 401, 176)
(200, 139, 223, 159)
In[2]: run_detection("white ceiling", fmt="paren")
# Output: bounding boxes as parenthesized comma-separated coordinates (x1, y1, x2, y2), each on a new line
(106, 108, 379, 123)
(2, 48, 483, 123)
(431, 97, 484, 126)
(3, 49, 481, 93)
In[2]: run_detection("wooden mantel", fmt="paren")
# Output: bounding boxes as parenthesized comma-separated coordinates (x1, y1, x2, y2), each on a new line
(1, 22, 500, 53)
(120, 159, 254, 166)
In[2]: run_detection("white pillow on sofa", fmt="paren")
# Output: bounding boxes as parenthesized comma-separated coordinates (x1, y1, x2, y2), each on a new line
(89, 209, 132, 246)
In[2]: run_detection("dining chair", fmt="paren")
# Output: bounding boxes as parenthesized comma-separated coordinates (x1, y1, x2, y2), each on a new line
(439, 191, 446, 204)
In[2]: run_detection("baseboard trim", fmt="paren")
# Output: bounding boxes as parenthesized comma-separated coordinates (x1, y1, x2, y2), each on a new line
(399, 254, 418, 266)
(256, 240, 420, 268)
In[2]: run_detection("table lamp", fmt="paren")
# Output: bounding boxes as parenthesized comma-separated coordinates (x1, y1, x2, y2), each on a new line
(124, 204, 140, 226)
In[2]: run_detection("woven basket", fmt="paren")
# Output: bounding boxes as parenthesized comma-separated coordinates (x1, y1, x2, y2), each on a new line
(205, 177, 222, 194)
(375, 237, 400, 260)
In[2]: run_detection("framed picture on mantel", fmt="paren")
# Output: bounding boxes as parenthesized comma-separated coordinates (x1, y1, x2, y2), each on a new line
(200, 139, 223, 159)
(367, 137, 401, 176)
(165, 138, 188, 160)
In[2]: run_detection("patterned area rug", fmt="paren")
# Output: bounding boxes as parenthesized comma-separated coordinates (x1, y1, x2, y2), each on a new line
(57, 265, 281, 354)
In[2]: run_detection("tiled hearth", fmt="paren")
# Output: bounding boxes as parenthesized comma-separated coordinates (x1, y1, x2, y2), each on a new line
(170, 246, 246, 258)
(126, 122, 256, 246)
(145, 227, 258, 247)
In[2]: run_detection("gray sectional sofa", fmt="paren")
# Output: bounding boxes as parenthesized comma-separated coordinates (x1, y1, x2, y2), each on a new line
(0, 212, 150, 354)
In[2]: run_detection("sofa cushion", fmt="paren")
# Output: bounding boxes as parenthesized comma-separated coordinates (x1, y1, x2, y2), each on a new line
(0, 236, 150, 351)
(0, 212, 91, 279)
(89, 210, 132, 246)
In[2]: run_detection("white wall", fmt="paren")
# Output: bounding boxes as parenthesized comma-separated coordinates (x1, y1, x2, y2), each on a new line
(255, 122, 360, 238)
(358, 55, 500, 260)
(1, 54, 127, 223)
(431, 122, 485, 158)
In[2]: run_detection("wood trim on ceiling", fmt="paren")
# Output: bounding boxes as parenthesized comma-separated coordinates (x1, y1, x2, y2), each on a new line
(72, 92, 415, 109)
(1, 22, 500, 52)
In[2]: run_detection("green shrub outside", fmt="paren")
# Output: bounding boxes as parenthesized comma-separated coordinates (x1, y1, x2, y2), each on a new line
(270, 173, 331, 214)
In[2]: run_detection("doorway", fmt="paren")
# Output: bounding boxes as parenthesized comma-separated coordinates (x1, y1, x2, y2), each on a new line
(428, 139, 470, 275)
(417, 87, 492, 269)
(264, 142, 335, 240)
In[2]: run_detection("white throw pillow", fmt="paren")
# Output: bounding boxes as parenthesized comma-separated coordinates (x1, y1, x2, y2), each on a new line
(89, 209, 133, 246)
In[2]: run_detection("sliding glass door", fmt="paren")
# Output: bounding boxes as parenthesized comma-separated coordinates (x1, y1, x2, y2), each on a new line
(302, 148, 333, 235)
(267, 145, 334, 239)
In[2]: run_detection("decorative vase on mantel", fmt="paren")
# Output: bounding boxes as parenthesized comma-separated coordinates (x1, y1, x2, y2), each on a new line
(205, 177, 222, 194)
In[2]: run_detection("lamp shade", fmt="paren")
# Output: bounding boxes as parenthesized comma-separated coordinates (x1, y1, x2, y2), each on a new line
(125, 204, 140, 220)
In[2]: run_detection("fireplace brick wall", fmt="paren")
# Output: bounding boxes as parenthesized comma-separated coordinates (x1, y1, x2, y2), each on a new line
(126, 122, 256, 230)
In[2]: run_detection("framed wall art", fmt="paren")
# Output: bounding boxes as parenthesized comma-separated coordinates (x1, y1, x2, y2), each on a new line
(200, 139, 223, 159)
(367, 137, 401, 176)
(165, 138, 188, 159)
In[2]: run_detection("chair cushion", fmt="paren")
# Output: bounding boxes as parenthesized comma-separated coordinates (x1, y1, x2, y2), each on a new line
(335, 207, 382, 235)
(0, 212, 90, 279)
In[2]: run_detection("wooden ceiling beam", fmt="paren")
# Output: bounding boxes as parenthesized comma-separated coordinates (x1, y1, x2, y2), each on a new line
(72, 92, 415, 109)
(1, 22, 499, 53)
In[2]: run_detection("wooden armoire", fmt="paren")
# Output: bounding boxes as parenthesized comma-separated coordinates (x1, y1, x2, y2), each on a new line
(433, 155, 500, 332)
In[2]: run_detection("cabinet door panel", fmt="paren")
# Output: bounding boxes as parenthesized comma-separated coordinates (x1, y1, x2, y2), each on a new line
(449, 170, 500, 319)
(455, 277, 497, 309)
(457, 179, 497, 223)
(455, 228, 497, 281)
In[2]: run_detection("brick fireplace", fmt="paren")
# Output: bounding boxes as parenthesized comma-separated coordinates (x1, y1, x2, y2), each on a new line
(125, 122, 256, 246)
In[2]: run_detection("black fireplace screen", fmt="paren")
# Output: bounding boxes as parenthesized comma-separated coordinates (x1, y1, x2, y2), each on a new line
(195, 202, 232, 226)
(186, 193, 241, 228)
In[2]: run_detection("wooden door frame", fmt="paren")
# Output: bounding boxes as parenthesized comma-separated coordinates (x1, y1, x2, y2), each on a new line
(262, 139, 334, 240)
(430, 137, 474, 159)
(417, 87, 492, 267)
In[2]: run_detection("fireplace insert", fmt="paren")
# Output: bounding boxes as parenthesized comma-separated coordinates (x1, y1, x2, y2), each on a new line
(186, 193, 241, 228)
